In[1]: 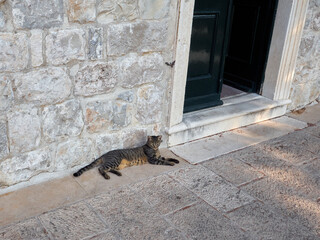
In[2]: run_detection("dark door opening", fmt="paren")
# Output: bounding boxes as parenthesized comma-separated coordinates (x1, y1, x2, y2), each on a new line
(223, 0, 278, 93)
(184, 0, 278, 113)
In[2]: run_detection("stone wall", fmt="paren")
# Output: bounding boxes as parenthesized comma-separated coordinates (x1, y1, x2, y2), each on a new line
(0, 0, 177, 187)
(289, 0, 320, 110)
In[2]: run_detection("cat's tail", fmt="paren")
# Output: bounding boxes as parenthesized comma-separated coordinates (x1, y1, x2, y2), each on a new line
(73, 157, 103, 177)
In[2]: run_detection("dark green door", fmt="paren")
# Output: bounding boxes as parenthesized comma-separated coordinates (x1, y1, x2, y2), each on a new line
(184, 0, 232, 113)
(223, 0, 278, 92)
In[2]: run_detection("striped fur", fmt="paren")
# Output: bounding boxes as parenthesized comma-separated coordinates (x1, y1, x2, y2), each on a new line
(73, 135, 179, 179)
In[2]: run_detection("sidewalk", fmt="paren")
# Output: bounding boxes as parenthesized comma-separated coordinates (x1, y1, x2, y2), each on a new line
(0, 103, 319, 239)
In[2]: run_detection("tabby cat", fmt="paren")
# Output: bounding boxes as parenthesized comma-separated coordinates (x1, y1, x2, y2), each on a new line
(73, 135, 179, 179)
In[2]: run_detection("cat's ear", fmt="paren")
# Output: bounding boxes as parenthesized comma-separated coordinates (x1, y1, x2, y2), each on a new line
(148, 136, 152, 141)
(158, 135, 162, 140)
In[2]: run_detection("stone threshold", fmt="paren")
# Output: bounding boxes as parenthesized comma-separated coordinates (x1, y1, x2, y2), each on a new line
(167, 93, 291, 147)
(170, 115, 308, 164)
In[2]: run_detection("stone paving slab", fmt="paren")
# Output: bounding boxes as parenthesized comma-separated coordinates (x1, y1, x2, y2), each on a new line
(0, 217, 49, 240)
(168, 165, 255, 212)
(234, 145, 320, 200)
(166, 202, 249, 240)
(202, 153, 264, 186)
(304, 123, 320, 138)
(287, 103, 320, 124)
(0, 175, 86, 227)
(130, 174, 198, 215)
(260, 129, 320, 162)
(86, 187, 184, 240)
(241, 178, 320, 236)
(226, 201, 317, 240)
(39, 201, 106, 240)
(171, 116, 307, 164)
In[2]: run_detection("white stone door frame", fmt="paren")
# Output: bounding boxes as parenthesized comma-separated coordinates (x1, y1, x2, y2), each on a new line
(167, 0, 309, 144)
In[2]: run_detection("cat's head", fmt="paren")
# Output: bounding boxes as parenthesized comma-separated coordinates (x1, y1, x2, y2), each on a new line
(147, 135, 162, 149)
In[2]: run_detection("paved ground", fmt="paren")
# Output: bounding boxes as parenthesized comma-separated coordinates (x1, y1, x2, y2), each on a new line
(0, 103, 320, 239)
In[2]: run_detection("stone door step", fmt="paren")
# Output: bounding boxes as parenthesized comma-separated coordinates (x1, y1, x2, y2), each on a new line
(170, 116, 307, 164)
(167, 93, 291, 146)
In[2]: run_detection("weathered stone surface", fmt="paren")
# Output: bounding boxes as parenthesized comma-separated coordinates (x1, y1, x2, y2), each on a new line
(122, 128, 147, 148)
(0, 218, 50, 239)
(46, 29, 86, 65)
(42, 100, 84, 142)
(167, 202, 248, 240)
(227, 201, 316, 240)
(68, 0, 96, 23)
(0, 117, 8, 160)
(169, 165, 255, 212)
(30, 30, 43, 67)
(0, 147, 52, 186)
(241, 178, 320, 235)
(14, 67, 71, 106)
(39, 201, 105, 240)
(97, 0, 138, 24)
(74, 63, 118, 96)
(88, 188, 181, 240)
(0, 11, 5, 29)
(234, 145, 320, 199)
(55, 139, 94, 170)
(136, 85, 163, 124)
(107, 21, 168, 56)
(85, 99, 131, 133)
(88, 27, 102, 60)
(95, 133, 121, 157)
(11, 0, 64, 29)
(8, 108, 41, 153)
(202, 154, 264, 186)
(311, 11, 320, 31)
(117, 90, 134, 102)
(0, 75, 13, 112)
(130, 175, 198, 215)
(139, 0, 170, 19)
(0, 33, 29, 72)
(298, 35, 315, 57)
(119, 53, 164, 88)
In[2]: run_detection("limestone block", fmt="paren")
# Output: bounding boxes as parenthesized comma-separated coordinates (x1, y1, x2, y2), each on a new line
(55, 139, 94, 170)
(97, 0, 138, 24)
(0, 118, 8, 160)
(0, 33, 29, 72)
(43, 100, 84, 142)
(46, 29, 86, 65)
(311, 11, 320, 31)
(0, 75, 13, 112)
(68, 0, 96, 23)
(88, 28, 103, 60)
(118, 53, 164, 88)
(0, 148, 52, 186)
(107, 21, 168, 56)
(122, 128, 147, 148)
(0, 11, 5, 29)
(117, 90, 134, 102)
(8, 108, 41, 153)
(298, 35, 315, 57)
(95, 133, 121, 157)
(11, 0, 64, 29)
(14, 67, 71, 106)
(139, 0, 170, 19)
(85, 99, 130, 133)
(136, 85, 163, 124)
(74, 63, 118, 96)
(30, 30, 43, 67)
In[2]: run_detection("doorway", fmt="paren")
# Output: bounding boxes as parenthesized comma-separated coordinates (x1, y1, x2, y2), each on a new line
(184, 0, 278, 112)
